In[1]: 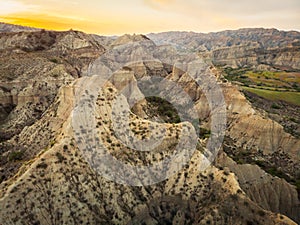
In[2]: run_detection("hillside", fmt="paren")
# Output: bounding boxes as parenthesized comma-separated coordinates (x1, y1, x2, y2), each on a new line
(0, 22, 40, 33)
(148, 28, 300, 70)
(0, 23, 299, 224)
(148, 28, 300, 138)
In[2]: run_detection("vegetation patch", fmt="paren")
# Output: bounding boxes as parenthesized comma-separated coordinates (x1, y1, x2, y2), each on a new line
(8, 151, 24, 161)
(145, 96, 181, 123)
(223, 67, 300, 91)
(242, 87, 300, 106)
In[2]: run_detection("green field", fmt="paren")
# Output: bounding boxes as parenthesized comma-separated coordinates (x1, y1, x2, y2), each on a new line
(245, 71, 300, 88)
(223, 67, 300, 91)
(242, 87, 300, 106)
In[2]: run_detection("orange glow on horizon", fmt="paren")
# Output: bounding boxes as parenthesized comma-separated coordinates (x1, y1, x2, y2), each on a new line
(1, 13, 129, 34)
(0, 12, 179, 35)
(0, 0, 299, 35)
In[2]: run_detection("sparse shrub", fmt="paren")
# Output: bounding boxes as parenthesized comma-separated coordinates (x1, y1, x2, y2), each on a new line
(55, 152, 66, 162)
(50, 140, 56, 147)
(223, 170, 230, 176)
(279, 215, 284, 219)
(231, 194, 238, 201)
(271, 103, 281, 109)
(200, 128, 211, 138)
(34, 45, 45, 51)
(258, 210, 266, 217)
(9, 151, 24, 161)
(237, 189, 243, 194)
(123, 66, 132, 71)
(36, 162, 48, 169)
(40, 39, 47, 45)
(50, 58, 58, 63)
(21, 47, 31, 52)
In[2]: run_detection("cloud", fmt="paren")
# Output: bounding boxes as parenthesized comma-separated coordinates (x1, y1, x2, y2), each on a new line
(143, 0, 176, 10)
(0, 0, 38, 15)
(198, 0, 300, 15)
(0, 12, 91, 30)
(149, 0, 174, 4)
(142, 0, 300, 31)
(1, 0, 299, 34)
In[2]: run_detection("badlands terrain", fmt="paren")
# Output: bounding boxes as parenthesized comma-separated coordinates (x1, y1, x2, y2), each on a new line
(0, 22, 299, 224)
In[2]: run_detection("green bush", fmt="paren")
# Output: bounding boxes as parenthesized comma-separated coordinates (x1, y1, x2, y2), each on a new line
(36, 162, 48, 169)
(56, 152, 66, 162)
(9, 151, 24, 161)
(50, 140, 56, 147)
(289, 117, 297, 123)
(258, 210, 266, 217)
(271, 103, 281, 109)
(200, 128, 211, 138)
(146, 96, 181, 124)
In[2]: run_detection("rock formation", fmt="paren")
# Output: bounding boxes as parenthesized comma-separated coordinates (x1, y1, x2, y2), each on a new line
(0, 24, 299, 224)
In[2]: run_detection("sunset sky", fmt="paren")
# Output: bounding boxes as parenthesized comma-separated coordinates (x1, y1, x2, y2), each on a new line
(0, 0, 300, 35)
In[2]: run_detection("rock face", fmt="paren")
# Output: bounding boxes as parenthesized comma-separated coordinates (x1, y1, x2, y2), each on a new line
(216, 152, 300, 223)
(111, 34, 152, 47)
(221, 85, 299, 156)
(0, 64, 296, 225)
(148, 28, 300, 70)
(211, 45, 300, 70)
(0, 22, 40, 32)
(0, 28, 106, 181)
(0, 24, 299, 224)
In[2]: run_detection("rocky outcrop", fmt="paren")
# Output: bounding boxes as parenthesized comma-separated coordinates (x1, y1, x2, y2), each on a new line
(148, 28, 300, 70)
(216, 152, 300, 223)
(0, 26, 299, 224)
(222, 85, 300, 157)
(111, 34, 153, 47)
(0, 73, 296, 225)
(0, 22, 40, 33)
(148, 28, 300, 51)
(0, 29, 105, 52)
(212, 45, 300, 70)
(0, 29, 106, 182)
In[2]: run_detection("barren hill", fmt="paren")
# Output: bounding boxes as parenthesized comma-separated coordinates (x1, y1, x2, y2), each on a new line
(0, 24, 299, 224)
(0, 22, 40, 33)
(148, 28, 300, 70)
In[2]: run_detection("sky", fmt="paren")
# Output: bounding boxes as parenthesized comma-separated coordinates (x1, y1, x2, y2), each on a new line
(0, 0, 299, 35)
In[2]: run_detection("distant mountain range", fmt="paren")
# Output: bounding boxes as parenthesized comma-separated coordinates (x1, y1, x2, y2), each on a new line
(0, 22, 40, 32)
(2, 22, 299, 71)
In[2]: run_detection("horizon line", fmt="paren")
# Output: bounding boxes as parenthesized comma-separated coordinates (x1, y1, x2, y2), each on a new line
(1, 21, 300, 36)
